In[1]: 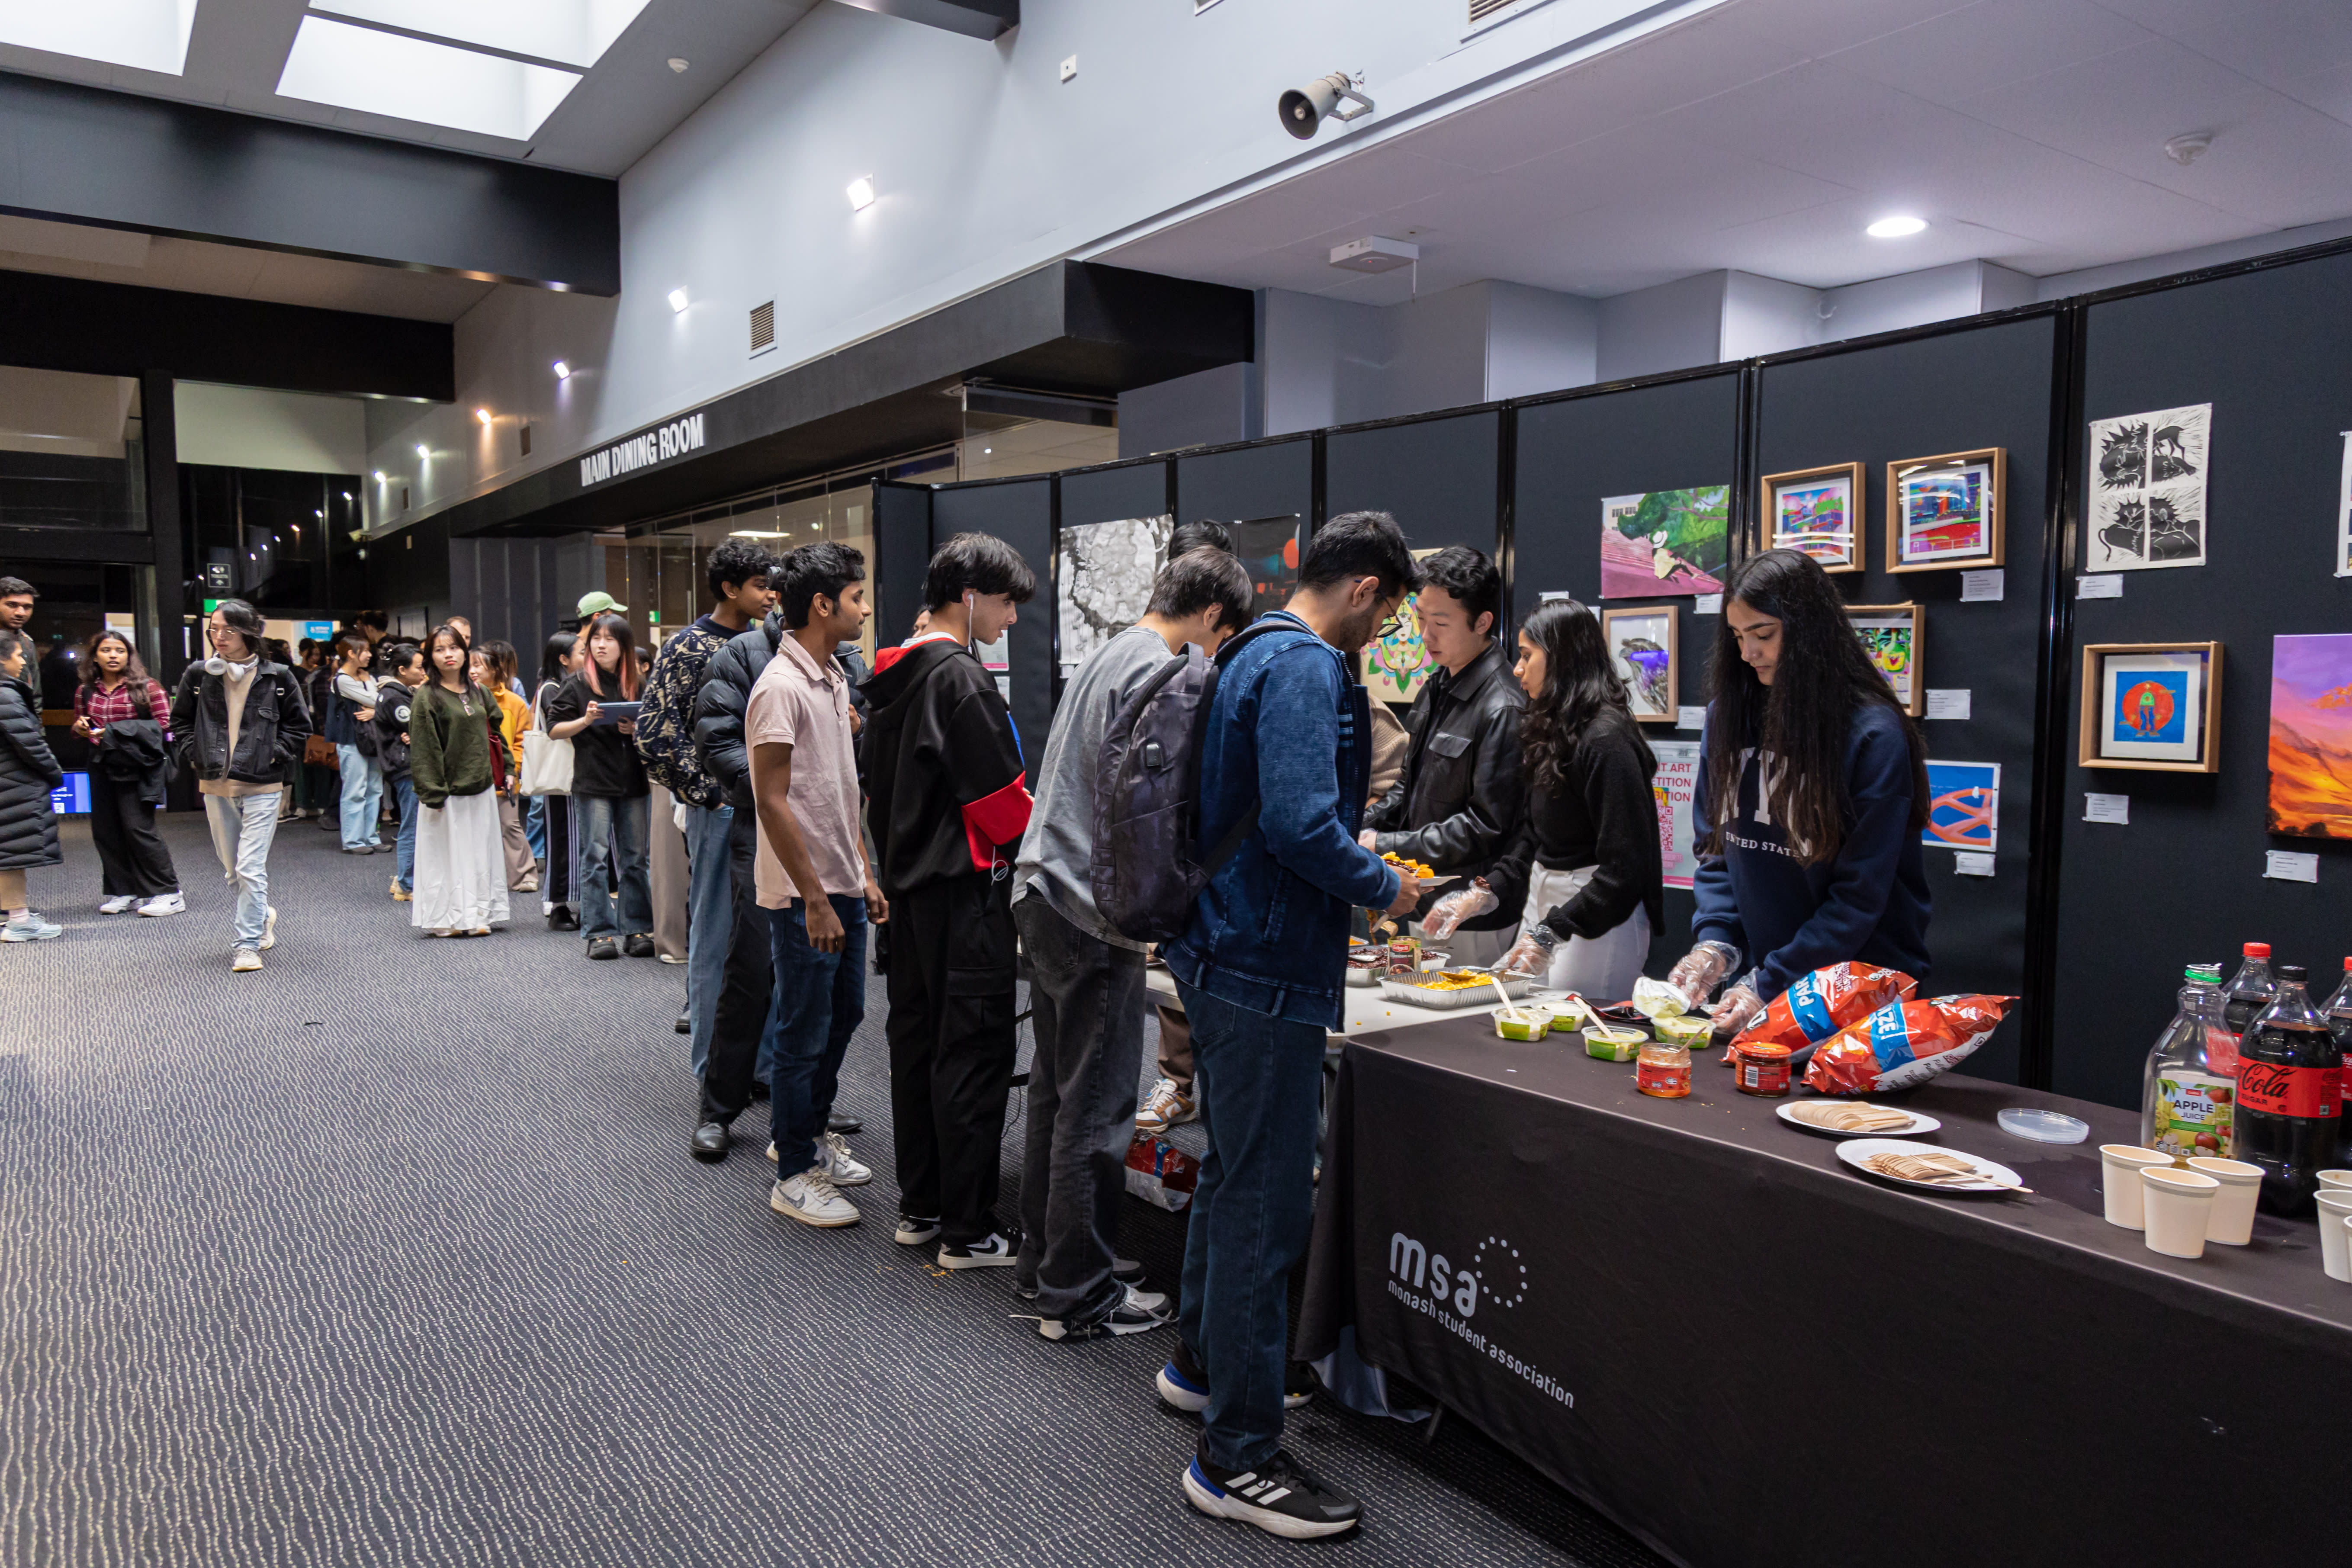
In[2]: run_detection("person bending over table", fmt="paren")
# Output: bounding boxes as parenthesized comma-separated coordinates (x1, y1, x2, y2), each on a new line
(1666, 548, 1932, 1041)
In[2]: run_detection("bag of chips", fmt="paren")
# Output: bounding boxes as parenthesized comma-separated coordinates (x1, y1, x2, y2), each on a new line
(1733, 962, 1919, 1051)
(1125, 1133, 1200, 1212)
(1803, 994, 2019, 1095)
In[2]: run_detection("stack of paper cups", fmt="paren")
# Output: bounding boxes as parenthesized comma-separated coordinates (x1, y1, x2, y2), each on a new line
(2318, 1191, 2352, 1283)
(2100, 1144, 2177, 1230)
(2186, 1157, 2262, 1246)
(2141, 1168, 2220, 1259)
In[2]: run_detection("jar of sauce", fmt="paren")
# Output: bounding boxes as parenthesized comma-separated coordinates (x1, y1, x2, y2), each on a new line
(1732, 1041, 1793, 1097)
(1636, 1042, 1692, 1099)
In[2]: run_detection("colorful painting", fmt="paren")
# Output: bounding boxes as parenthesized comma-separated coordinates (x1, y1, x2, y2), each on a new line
(2266, 633, 2352, 840)
(2096, 650, 2206, 765)
(2086, 404, 2210, 572)
(1846, 604, 1922, 716)
(1891, 456, 1999, 569)
(1228, 515, 1303, 623)
(1765, 463, 1862, 571)
(1600, 487, 1729, 600)
(1362, 548, 1444, 705)
(1923, 760, 1999, 853)
(1602, 606, 1677, 722)
(2336, 433, 2351, 578)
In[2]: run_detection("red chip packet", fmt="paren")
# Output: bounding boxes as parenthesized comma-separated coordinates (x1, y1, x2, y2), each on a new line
(1803, 995, 2019, 1095)
(1734, 962, 1919, 1051)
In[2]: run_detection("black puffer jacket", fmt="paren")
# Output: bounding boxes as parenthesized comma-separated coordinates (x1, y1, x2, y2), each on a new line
(692, 612, 782, 810)
(170, 659, 312, 784)
(374, 678, 419, 783)
(0, 674, 63, 871)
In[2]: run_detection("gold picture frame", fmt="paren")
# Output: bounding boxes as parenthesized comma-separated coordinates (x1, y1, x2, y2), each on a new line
(1762, 461, 1865, 573)
(2078, 642, 2223, 774)
(1886, 447, 2005, 572)
(1847, 602, 1924, 717)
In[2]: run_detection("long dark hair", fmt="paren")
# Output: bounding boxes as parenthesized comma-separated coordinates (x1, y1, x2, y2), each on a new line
(538, 631, 575, 689)
(1520, 598, 1652, 790)
(81, 629, 154, 694)
(580, 613, 639, 699)
(426, 623, 476, 696)
(1701, 549, 1928, 865)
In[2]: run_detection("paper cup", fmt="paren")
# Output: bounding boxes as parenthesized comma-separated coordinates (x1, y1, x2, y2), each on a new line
(2317, 1170, 2352, 1193)
(2319, 1192, 2352, 1283)
(2141, 1167, 2220, 1260)
(2100, 1144, 2176, 1231)
(2186, 1157, 2262, 1246)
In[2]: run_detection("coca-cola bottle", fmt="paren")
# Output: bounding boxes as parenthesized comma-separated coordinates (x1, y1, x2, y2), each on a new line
(2221, 941, 2275, 1048)
(2231, 964, 2344, 1216)
(2325, 958, 2352, 1167)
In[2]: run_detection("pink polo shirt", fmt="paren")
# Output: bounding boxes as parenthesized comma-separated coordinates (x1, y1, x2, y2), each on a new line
(746, 631, 866, 906)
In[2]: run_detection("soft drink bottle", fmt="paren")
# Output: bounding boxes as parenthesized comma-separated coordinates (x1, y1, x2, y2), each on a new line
(2232, 964, 2344, 1216)
(2324, 957, 2352, 1168)
(2221, 941, 2275, 1049)
(2140, 963, 2232, 1165)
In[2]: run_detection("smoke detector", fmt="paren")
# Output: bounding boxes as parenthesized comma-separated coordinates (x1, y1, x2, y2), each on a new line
(2163, 132, 2212, 166)
(1329, 235, 1419, 274)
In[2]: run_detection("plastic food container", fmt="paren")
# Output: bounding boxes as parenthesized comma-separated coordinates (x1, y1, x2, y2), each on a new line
(1582, 1028, 1644, 1061)
(1494, 1012, 1552, 1041)
(1997, 1107, 2091, 1144)
(1653, 1014, 1712, 1047)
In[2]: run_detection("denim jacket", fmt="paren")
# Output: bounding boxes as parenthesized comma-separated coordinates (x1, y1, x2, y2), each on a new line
(1164, 611, 1401, 1029)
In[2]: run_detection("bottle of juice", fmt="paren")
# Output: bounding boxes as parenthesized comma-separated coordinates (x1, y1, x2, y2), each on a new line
(2140, 963, 2233, 1165)
(2233, 964, 2344, 1216)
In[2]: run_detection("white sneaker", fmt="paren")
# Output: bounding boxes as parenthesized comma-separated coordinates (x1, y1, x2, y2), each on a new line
(1137, 1077, 1196, 1135)
(938, 1233, 1019, 1269)
(135, 892, 185, 918)
(2, 913, 62, 942)
(231, 949, 263, 973)
(769, 1169, 860, 1228)
(258, 906, 279, 951)
(894, 1214, 941, 1246)
(817, 1130, 872, 1186)
(99, 895, 138, 915)
(1126, 1283, 1171, 1315)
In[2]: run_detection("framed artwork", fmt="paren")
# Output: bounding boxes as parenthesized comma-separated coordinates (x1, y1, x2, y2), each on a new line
(1600, 486, 1729, 599)
(1923, 760, 1999, 853)
(1763, 462, 1864, 572)
(1056, 514, 1171, 672)
(2266, 633, 2352, 839)
(1886, 448, 2004, 572)
(1602, 606, 1678, 723)
(1847, 602, 1924, 717)
(1227, 514, 1304, 622)
(2079, 642, 2222, 773)
(1362, 548, 1445, 706)
(2086, 404, 2210, 572)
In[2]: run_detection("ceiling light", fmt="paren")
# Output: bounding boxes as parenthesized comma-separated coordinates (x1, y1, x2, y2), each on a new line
(277, 18, 583, 141)
(373, 471, 386, 481)
(729, 530, 789, 539)
(667, 287, 690, 312)
(311, 0, 654, 72)
(552, 360, 571, 379)
(0, 4, 196, 75)
(415, 444, 430, 458)
(475, 408, 492, 425)
(1865, 215, 1928, 238)
(668, 57, 689, 73)
(1330, 236, 1418, 274)
(847, 176, 876, 212)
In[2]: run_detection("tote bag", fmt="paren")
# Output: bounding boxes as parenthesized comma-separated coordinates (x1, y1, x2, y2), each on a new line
(517, 682, 574, 796)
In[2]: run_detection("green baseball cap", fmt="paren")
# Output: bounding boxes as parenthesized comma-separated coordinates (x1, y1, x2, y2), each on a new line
(576, 591, 627, 617)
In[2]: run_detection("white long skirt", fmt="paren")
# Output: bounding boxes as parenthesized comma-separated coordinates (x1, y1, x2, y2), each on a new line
(413, 789, 511, 933)
(1519, 863, 1651, 999)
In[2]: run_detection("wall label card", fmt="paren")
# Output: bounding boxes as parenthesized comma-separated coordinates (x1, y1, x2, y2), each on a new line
(1960, 570, 2005, 603)
(2084, 793, 2130, 825)
(2263, 850, 2319, 884)
(1676, 705, 1708, 732)
(1693, 593, 1722, 615)
(2077, 574, 2123, 599)
(1955, 852, 1997, 877)
(2086, 402, 2211, 572)
(1925, 689, 1971, 720)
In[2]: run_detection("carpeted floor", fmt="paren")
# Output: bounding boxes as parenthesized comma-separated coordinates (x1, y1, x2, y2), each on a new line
(0, 812, 1666, 1568)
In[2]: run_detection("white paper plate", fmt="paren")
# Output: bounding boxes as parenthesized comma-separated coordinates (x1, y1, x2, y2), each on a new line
(1835, 1137, 2023, 1194)
(1775, 1101, 1942, 1139)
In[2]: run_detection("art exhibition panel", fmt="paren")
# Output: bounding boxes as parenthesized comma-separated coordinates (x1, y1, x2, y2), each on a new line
(2054, 246, 2352, 1109)
(931, 476, 1056, 762)
(1755, 315, 2058, 1086)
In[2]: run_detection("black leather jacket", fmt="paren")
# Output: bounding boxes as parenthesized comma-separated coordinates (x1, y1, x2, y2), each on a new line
(693, 613, 783, 810)
(1366, 639, 1526, 890)
(170, 659, 312, 784)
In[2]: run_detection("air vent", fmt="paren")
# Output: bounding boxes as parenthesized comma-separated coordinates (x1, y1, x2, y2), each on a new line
(749, 300, 775, 355)
(518, 422, 532, 457)
(1470, 0, 1516, 21)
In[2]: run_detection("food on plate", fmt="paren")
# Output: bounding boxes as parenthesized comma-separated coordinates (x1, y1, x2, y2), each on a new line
(1860, 1150, 1983, 1183)
(1788, 1100, 1915, 1133)
(1803, 994, 2020, 1095)
(1404, 969, 1504, 993)
(1734, 963, 1919, 1052)
(1380, 851, 1437, 879)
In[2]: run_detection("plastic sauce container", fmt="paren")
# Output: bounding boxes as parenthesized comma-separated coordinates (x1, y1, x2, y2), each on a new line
(1732, 1042, 1793, 1097)
(1636, 1042, 1692, 1099)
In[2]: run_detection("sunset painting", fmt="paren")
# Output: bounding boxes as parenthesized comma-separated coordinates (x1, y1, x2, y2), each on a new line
(2267, 633, 2352, 840)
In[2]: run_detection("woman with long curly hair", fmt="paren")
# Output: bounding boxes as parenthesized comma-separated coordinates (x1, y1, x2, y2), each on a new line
(1666, 548, 1931, 1039)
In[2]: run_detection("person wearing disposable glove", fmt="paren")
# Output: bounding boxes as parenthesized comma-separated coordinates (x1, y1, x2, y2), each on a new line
(1423, 598, 1660, 996)
(1664, 549, 1932, 1040)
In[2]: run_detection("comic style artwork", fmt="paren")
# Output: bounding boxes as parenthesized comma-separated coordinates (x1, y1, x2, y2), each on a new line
(2087, 404, 2211, 572)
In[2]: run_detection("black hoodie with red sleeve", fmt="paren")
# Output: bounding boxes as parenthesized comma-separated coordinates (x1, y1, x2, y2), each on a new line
(862, 637, 1032, 899)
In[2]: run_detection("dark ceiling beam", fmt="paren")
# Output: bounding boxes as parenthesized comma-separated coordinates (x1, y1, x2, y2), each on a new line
(0, 71, 620, 295)
(833, 0, 1018, 42)
(440, 260, 1252, 538)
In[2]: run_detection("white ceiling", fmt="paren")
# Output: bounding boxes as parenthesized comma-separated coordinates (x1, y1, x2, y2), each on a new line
(1098, 0, 2352, 302)
(0, 0, 818, 177)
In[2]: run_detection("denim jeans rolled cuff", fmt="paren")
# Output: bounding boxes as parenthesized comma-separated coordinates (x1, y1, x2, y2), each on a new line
(575, 793, 654, 940)
(335, 743, 385, 848)
(203, 792, 280, 950)
(392, 776, 419, 893)
(765, 893, 868, 1177)
(684, 803, 736, 1075)
(1173, 979, 1324, 1472)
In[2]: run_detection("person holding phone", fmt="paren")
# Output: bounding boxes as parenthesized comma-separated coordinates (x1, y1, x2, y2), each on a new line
(546, 612, 652, 960)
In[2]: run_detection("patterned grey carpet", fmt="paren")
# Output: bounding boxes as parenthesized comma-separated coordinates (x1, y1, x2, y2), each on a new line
(0, 813, 1666, 1568)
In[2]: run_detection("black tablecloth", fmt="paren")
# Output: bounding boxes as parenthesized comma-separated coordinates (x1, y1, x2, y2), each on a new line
(1297, 1018, 2352, 1568)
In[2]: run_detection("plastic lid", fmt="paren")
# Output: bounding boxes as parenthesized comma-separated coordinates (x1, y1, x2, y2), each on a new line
(2185, 963, 2221, 981)
(1735, 1041, 1793, 1059)
(2245, 942, 2271, 957)
(2278, 964, 2308, 982)
(1998, 1107, 2090, 1144)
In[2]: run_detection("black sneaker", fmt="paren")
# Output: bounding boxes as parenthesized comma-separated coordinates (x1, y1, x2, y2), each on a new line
(1156, 1338, 1210, 1414)
(673, 1012, 691, 1035)
(548, 906, 580, 932)
(623, 934, 656, 958)
(1285, 1358, 1318, 1410)
(893, 1213, 941, 1246)
(826, 1113, 862, 1135)
(587, 936, 619, 960)
(937, 1232, 1018, 1269)
(1040, 1288, 1170, 1341)
(1182, 1442, 1362, 1540)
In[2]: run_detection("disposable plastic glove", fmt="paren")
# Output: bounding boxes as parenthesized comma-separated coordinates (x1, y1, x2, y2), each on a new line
(1665, 940, 1742, 1009)
(1419, 881, 1499, 941)
(1709, 982, 1767, 1042)
(1494, 924, 1558, 980)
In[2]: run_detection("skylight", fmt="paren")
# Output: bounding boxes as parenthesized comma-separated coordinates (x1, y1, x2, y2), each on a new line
(0, 0, 199, 76)
(276, 17, 583, 141)
(309, 0, 654, 70)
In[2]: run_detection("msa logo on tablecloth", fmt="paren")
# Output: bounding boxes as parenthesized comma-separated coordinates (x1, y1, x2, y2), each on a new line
(1387, 1228, 1569, 1407)
(578, 412, 708, 487)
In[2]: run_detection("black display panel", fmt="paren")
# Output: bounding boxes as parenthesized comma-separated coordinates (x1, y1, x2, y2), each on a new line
(931, 478, 1055, 767)
(872, 481, 934, 652)
(1757, 316, 2057, 1086)
(1175, 438, 1312, 537)
(1326, 411, 1501, 557)
(2053, 249, 2352, 1108)
(1058, 462, 1168, 531)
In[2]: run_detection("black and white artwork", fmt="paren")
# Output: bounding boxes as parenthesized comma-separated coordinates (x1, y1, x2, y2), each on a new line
(2086, 403, 2210, 572)
(1057, 514, 1172, 671)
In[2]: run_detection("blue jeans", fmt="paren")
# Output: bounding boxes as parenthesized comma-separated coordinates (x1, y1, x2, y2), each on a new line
(391, 776, 418, 893)
(1174, 980, 1325, 1472)
(684, 803, 735, 1073)
(202, 792, 280, 950)
(336, 743, 384, 849)
(524, 794, 547, 862)
(576, 794, 652, 939)
(765, 894, 868, 1176)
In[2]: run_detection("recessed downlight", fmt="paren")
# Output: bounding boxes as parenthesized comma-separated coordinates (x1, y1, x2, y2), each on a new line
(415, 444, 430, 459)
(475, 407, 492, 425)
(552, 360, 571, 379)
(667, 287, 690, 312)
(1866, 215, 1928, 238)
(847, 176, 876, 211)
